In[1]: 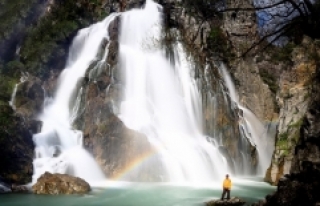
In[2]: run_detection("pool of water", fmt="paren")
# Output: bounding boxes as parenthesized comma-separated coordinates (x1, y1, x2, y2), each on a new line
(1, 177, 275, 206)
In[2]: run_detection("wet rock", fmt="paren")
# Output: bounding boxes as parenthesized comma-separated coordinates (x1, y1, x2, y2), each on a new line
(32, 172, 90, 195)
(265, 37, 318, 185)
(108, 16, 120, 41)
(206, 197, 245, 206)
(11, 184, 29, 193)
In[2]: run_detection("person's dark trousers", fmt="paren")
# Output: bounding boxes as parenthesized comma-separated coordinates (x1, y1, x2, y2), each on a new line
(221, 188, 230, 200)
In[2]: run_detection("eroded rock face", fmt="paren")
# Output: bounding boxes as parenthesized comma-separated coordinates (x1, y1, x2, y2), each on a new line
(265, 37, 318, 185)
(32, 172, 90, 195)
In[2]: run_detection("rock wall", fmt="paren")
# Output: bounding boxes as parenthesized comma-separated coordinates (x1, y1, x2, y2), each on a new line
(252, 63, 320, 206)
(265, 38, 318, 185)
(1, 0, 319, 187)
(164, 0, 259, 174)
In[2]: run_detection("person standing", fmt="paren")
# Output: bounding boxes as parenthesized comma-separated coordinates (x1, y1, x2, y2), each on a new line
(221, 174, 232, 200)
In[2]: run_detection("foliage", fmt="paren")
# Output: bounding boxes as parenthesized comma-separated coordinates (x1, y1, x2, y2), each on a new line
(207, 26, 235, 60)
(0, 75, 17, 101)
(182, 0, 224, 20)
(259, 69, 279, 94)
(268, 43, 295, 65)
(277, 132, 288, 150)
(182, 0, 320, 57)
(0, 0, 37, 42)
(289, 119, 303, 128)
(16, 0, 108, 77)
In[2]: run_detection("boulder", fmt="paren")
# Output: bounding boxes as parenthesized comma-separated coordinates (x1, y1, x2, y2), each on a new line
(206, 197, 246, 206)
(32, 172, 90, 195)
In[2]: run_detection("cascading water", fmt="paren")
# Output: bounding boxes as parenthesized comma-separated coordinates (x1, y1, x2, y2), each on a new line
(30, 0, 273, 185)
(118, 0, 228, 182)
(31, 14, 119, 184)
(219, 63, 274, 174)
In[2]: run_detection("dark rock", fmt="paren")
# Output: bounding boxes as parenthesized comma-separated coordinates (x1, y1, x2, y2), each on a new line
(0, 105, 34, 184)
(205, 197, 245, 206)
(108, 16, 120, 41)
(32, 172, 90, 195)
(15, 77, 45, 118)
(253, 168, 320, 206)
(11, 184, 29, 193)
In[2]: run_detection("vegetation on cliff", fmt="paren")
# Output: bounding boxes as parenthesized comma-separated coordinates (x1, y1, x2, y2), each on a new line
(0, 0, 108, 185)
(19, 0, 108, 77)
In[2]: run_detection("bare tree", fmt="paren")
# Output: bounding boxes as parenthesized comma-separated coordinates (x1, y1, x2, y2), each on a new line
(181, 0, 320, 57)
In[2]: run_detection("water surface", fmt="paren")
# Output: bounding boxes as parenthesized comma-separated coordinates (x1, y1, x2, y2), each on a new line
(1, 178, 275, 206)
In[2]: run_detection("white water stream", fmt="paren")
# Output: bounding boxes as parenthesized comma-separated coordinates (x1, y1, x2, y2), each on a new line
(31, 14, 119, 184)
(29, 0, 273, 185)
(118, 0, 227, 182)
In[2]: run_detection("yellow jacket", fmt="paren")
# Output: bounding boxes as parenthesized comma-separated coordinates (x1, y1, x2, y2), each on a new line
(223, 178, 232, 189)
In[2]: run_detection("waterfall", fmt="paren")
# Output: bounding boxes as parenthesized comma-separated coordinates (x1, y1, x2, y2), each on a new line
(118, 0, 228, 182)
(31, 14, 119, 184)
(30, 0, 273, 185)
(219, 63, 274, 175)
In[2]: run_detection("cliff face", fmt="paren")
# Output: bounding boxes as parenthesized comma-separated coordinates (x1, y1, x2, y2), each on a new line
(264, 38, 318, 185)
(221, 0, 320, 186)
(0, 0, 319, 189)
(252, 63, 320, 206)
(0, 0, 113, 185)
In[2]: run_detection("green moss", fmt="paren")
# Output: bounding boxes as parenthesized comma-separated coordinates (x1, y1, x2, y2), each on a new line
(277, 139, 288, 150)
(277, 132, 289, 150)
(278, 132, 288, 140)
(289, 119, 303, 128)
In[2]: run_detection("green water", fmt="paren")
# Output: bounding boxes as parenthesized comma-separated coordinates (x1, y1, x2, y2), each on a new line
(1, 177, 275, 206)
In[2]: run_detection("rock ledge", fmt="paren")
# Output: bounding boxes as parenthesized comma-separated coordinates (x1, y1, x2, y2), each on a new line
(206, 197, 246, 206)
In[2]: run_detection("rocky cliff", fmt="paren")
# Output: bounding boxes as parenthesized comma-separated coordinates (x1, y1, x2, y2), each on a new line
(0, 0, 319, 192)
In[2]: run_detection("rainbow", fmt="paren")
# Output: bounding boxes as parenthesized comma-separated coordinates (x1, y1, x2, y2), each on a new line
(110, 148, 159, 180)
